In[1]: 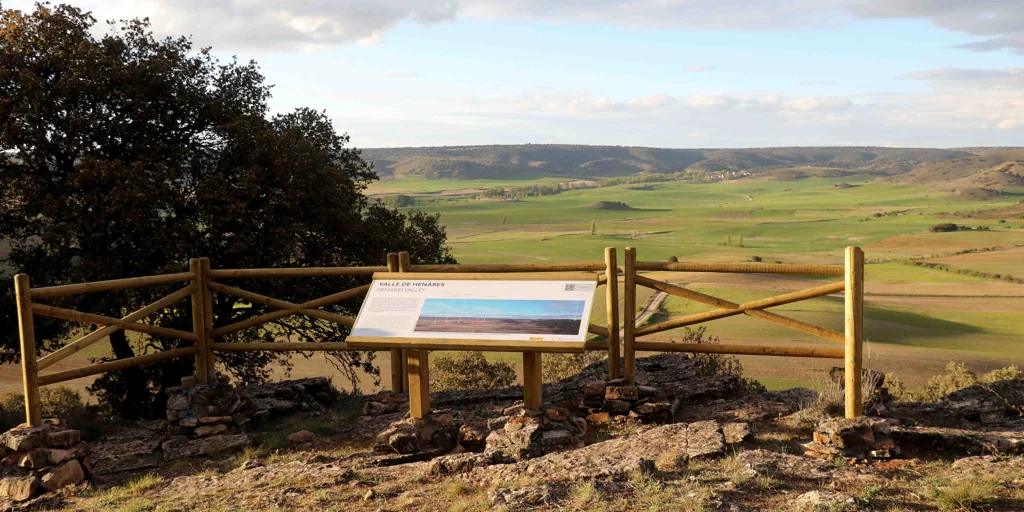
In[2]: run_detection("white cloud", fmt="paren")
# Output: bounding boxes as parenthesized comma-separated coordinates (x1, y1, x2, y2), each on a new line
(898, 67, 1024, 90)
(686, 66, 716, 72)
(998, 118, 1020, 130)
(55, 0, 459, 50)
(31, 0, 1024, 54)
(687, 94, 738, 110)
(779, 96, 853, 112)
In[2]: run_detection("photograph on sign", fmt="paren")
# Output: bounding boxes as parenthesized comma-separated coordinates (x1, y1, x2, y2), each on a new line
(351, 280, 596, 342)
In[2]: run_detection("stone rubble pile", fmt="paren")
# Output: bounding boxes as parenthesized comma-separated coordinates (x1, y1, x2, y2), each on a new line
(483, 404, 587, 462)
(166, 375, 342, 437)
(0, 420, 91, 501)
(804, 416, 900, 460)
(374, 410, 461, 455)
(165, 374, 263, 436)
(580, 377, 678, 424)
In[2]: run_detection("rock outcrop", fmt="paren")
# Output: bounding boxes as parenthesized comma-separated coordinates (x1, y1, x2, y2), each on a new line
(464, 420, 727, 484)
(166, 375, 341, 437)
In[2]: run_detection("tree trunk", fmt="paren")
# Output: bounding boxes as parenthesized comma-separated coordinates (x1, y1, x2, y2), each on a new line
(108, 330, 151, 419)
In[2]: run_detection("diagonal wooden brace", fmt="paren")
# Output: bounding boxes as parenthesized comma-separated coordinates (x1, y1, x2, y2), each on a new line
(32, 303, 198, 342)
(634, 276, 845, 343)
(634, 278, 846, 337)
(206, 281, 365, 337)
(35, 284, 197, 371)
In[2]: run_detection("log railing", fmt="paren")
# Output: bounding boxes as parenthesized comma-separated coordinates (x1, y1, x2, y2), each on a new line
(12, 246, 866, 426)
(621, 246, 865, 417)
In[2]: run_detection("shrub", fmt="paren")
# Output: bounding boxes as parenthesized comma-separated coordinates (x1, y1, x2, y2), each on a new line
(667, 255, 679, 262)
(885, 373, 914, 402)
(542, 351, 606, 383)
(430, 352, 517, 391)
(674, 327, 764, 393)
(894, 362, 1022, 403)
(929, 223, 959, 233)
(920, 362, 979, 402)
(795, 372, 884, 425)
(983, 364, 1023, 383)
(0, 386, 95, 432)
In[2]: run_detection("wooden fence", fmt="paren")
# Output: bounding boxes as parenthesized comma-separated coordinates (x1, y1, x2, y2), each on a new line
(12, 246, 864, 426)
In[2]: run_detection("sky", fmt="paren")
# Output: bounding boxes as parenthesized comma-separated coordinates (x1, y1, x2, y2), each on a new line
(7, 1, 1024, 148)
(420, 299, 585, 320)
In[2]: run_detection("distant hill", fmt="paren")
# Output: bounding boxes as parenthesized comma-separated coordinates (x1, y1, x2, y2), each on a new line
(887, 150, 1024, 195)
(360, 145, 972, 181)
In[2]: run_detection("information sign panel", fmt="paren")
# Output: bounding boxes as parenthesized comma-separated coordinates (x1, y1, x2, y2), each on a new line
(350, 279, 597, 342)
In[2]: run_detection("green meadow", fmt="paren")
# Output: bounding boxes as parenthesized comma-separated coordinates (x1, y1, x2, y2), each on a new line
(372, 175, 1024, 389)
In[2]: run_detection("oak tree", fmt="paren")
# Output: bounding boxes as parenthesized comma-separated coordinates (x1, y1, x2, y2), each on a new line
(0, 4, 455, 417)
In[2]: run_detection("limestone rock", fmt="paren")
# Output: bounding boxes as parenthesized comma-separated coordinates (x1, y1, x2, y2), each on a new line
(470, 421, 726, 483)
(194, 423, 228, 437)
(0, 476, 39, 501)
(160, 434, 259, 461)
(489, 485, 554, 508)
(793, 490, 856, 511)
(425, 452, 488, 477)
(891, 425, 1024, 456)
(286, 430, 316, 447)
(40, 459, 84, 492)
(605, 385, 639, 401)
(584, 380, 606, 396)
(722, 422, 751, 444)
(19, 448, 49, 469)
(458, 424, 487, 452)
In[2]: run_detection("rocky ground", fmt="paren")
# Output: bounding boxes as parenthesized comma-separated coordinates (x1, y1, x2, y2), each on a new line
(3, 355, 1023, 511)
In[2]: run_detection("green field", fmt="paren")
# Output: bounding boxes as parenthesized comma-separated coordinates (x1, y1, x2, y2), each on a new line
(369, 174, 1024, 390)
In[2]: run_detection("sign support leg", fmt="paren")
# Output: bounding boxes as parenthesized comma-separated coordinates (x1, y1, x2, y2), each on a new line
(407, 349, 430, 418)
(523, 352, 542, 409)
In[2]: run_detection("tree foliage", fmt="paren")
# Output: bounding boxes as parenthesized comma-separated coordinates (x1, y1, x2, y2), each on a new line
(0, 4, 455, 418)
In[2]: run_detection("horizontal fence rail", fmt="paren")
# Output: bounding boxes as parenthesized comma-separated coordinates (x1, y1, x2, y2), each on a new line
(12, 246, 866, 426)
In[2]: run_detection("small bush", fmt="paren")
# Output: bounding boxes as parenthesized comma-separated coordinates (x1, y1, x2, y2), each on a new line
(542, 351, 606, 383)
(888, 363, 1022, 402)
(920, 362, 979, 402)
(0, 386, 93, 431)
(795, 372, 884, 426)
(673, 327, 764, 393)
(430, 352, 517, 391)
(885, 373, 914, 402)
(667, 255, 679, 262)
(982, 364, 1023, 383)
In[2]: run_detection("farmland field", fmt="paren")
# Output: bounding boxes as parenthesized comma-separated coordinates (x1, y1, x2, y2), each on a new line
(6, 168, 1024, 399)
(363, 172, 1024, 391)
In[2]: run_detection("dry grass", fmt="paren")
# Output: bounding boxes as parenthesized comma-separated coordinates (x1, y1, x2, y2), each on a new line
(933, 478, 1000, 511)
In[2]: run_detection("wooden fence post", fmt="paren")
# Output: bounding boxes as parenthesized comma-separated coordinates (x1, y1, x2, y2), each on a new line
(523, 352, 542, 409)
(844, 246, 865, 418)
(386, 252, 405, 393)
(605, 247, 620, 379)
(623, 247, 637, 384)
(14, 274, 41, 426)
(189, 259, 209, 384)
(200, 257, 216, 381)
(398, 252, 412, 393)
